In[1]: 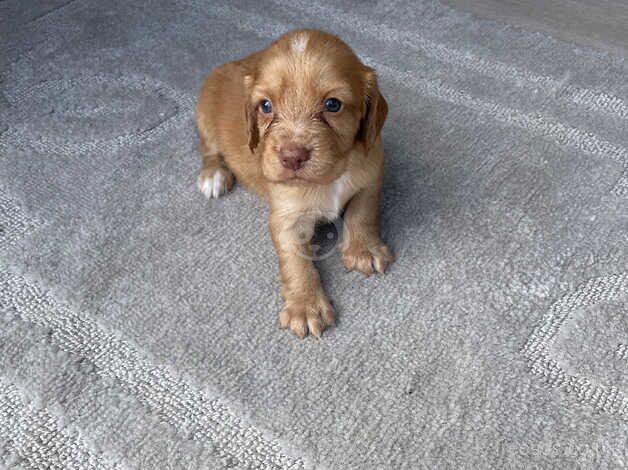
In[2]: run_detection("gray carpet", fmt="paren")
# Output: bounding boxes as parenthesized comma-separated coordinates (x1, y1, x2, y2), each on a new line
(1, 0, 627, 468)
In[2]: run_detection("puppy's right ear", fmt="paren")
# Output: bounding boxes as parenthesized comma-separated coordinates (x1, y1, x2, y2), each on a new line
(244, 74, 259, 153)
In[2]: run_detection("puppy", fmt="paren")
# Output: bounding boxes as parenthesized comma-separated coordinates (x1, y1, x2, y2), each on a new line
(196, 29, 393, 338)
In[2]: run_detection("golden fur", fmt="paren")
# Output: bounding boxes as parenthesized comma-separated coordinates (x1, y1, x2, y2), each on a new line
(196, 29, 393, 338)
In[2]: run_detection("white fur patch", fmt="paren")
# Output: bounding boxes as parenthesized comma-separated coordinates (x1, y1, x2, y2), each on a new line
(291, 33, 309, 54)
(324, 172, 355, 219)
(273, 172, 356, 224)
(198, 169, 230, 199)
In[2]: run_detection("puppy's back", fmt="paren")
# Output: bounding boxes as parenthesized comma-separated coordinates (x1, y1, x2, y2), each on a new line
(197, 62, 244, 147)
(196, 51, 267, 196)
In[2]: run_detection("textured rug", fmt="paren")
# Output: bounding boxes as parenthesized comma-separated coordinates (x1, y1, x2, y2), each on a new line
(1, 0, 627, 468)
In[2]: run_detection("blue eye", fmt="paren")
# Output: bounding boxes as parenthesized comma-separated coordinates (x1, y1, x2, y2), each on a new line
(324, 98, 341, 112)
(260, 99, 273, 114)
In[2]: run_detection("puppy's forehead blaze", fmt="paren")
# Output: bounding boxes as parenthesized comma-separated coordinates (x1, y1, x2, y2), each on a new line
(254, 42, 365, 107)
(290, 32, 309, 54)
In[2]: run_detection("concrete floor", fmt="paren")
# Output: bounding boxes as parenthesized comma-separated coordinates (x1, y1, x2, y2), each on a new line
(442, 0, 628, 58)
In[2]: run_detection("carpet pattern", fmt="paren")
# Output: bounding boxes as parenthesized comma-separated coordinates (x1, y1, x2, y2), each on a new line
(1, 0, 627, 468)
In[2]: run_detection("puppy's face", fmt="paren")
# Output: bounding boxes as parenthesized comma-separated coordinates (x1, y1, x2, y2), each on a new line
(245, 30, 387, 185)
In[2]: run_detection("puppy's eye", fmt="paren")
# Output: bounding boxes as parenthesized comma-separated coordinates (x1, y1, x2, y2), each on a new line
(324, 98, 342, 113)
(260, 99, 273, 114)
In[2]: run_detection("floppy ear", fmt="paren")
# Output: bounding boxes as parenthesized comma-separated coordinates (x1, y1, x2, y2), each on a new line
(360, 70, 388, 152)
(243, 74, 259, 152)
(245, 99, 259, 152)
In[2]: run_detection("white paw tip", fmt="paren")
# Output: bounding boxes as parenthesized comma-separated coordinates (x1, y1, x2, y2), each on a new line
(198, 169, 230, 199)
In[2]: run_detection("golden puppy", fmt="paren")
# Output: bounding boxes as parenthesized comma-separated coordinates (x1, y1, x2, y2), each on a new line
(196, 29, 393, 338)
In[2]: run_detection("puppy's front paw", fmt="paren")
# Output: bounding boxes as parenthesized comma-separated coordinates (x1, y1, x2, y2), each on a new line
(197, 167, 234, 199)
(279, 292, 335, 339)
(342, 239, 394, 275)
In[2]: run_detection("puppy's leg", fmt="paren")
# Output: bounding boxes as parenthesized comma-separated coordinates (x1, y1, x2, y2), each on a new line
(341, 184, 394, 275)
(197, 139, 235, 199)
(270, 211, 335, 338)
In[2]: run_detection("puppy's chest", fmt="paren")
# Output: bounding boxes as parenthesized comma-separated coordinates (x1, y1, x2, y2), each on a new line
(276, 173, 357, 221)
(310, 173, 357, 221)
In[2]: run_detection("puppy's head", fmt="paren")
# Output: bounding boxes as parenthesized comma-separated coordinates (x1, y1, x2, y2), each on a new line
(244, 29, 387, 185)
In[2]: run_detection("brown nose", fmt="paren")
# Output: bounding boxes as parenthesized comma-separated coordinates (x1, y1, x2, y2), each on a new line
(279, 143, 310, 171)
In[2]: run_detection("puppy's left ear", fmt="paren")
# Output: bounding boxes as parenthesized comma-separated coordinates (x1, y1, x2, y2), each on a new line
(244, 74, 259, 152)
(360, 69, 388, 152)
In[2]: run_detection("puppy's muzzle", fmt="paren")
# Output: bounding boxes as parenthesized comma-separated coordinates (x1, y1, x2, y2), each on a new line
(279, 143, 310, 171)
